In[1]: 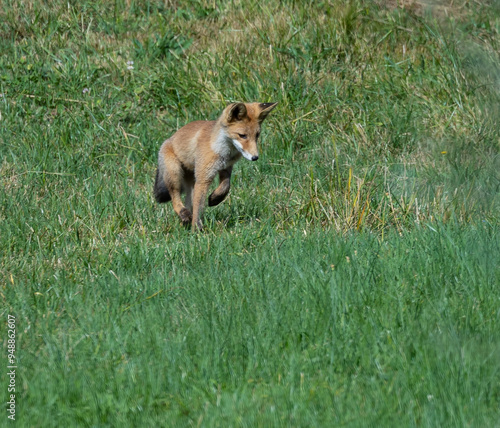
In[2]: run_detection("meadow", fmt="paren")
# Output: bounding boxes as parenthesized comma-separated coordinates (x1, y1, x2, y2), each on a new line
(1, 0, 499, 426)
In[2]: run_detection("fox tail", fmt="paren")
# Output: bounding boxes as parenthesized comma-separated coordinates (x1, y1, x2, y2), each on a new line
(153, 168, 171, 203)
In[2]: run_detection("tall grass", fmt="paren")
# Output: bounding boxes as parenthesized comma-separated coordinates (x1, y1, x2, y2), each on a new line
(1, 0, 499, 425)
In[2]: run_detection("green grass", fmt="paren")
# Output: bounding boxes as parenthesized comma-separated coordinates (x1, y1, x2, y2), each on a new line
(1, 0, 499, 426)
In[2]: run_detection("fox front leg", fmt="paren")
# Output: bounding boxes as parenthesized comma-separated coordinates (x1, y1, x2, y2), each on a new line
(191, 177, 215, 231)
(208, 168, 233, 207)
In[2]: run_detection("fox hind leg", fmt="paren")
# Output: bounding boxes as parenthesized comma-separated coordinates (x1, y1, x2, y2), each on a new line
(183, 172, 195, 213)
(160, 147, 192, 225)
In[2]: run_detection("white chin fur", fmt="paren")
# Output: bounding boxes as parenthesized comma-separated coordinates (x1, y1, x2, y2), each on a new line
(232, 139, 255, 161)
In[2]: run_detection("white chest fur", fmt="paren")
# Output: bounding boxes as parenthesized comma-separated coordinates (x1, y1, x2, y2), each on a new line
(211, 129, 241, 168)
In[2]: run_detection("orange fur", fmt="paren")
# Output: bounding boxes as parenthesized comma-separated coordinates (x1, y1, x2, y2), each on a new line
(154, 102, 277, 230)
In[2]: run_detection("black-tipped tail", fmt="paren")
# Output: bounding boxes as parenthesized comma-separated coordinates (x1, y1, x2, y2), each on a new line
(154, 168, 171, 203)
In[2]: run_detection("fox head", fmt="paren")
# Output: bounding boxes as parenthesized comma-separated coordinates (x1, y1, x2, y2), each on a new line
(222, 102, 278, 161)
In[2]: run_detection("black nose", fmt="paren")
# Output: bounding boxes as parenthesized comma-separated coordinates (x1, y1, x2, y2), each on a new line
(251, 155, 259, 161)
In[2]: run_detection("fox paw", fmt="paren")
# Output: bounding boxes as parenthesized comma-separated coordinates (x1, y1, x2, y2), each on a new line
(192, 219, 203, 232)
(179, 208, 193, 225)
(208, 193, 226, 207)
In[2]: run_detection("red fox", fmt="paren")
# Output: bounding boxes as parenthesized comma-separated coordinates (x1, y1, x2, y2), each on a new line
(154, 102, 278, 230)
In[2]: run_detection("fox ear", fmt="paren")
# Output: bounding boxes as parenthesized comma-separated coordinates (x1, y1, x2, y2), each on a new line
(227, 103, 247, 122)
(258, 102, 278, 122)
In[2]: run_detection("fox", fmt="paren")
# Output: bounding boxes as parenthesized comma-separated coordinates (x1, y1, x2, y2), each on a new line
(153, 102, 278, 231)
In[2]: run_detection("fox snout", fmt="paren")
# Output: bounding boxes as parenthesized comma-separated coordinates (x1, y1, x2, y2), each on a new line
(245, 145, 259, 161)
(231, 139, 259, 162)
(241, 148, 259, 162)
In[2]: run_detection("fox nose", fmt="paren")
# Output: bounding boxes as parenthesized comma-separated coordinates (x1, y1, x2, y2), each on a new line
(251, 155, 259, 161)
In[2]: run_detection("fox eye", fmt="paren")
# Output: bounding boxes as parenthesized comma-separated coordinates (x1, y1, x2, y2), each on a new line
(256, 132, 260, 139)
(237, 133, 247, 139)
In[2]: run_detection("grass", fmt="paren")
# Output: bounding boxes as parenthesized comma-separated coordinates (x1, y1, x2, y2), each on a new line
(1, 0, 499, 426)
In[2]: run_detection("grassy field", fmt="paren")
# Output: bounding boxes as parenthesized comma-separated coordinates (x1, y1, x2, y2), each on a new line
(1, 0, 499, 426)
